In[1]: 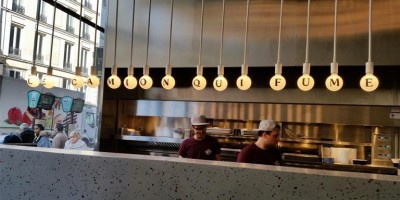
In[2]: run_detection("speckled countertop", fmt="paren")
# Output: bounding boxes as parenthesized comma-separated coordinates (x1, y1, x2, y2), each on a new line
(1, 145, 399, 200)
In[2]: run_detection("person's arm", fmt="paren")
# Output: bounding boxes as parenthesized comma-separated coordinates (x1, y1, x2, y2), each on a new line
(178, 141, 186, 158)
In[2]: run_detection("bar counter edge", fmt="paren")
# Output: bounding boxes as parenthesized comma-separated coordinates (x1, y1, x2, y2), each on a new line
(1, 145, 399, 200)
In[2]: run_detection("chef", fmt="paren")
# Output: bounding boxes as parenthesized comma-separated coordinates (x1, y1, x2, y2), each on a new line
(237, 119, 282, 165)
(178, 115, 221, 161)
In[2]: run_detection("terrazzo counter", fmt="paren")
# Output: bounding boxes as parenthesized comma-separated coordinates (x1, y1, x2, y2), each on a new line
(1, 145, 399, 200)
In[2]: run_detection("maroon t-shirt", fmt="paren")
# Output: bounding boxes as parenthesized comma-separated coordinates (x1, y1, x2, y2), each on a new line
(237, 143, 282, 165)
(178, 135, 221, 160)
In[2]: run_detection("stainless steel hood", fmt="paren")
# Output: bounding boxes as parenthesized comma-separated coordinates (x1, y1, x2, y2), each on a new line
(131, 100, 400, 127)
(104, 0, 400, 68)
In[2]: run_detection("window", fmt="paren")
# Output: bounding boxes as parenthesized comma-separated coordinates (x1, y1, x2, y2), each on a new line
(40, 1, 47, 23)
(8, 69, 21, 79)
(82, 23, 90, 40)
(84, 0, 92, 10)
(9, 24, 21, 57)
(62, 78, 71, 89)
(81, 48, 89, 74)
(63, 43, 72, 70)
(66, 15, 74, 34)
(12, 0, 25, 15)
(36, 34, 44, 63)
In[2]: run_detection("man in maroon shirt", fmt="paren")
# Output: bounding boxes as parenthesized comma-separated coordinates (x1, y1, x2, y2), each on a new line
(237, 119, 282, 165)
(178, 115, 221, 161)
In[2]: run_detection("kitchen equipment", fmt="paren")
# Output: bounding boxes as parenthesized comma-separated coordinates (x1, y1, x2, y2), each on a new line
(352, 159, 368, 165)
(325, 147, 357, 164)
(322, 157, 334, 164)
(391, 159, 399, 168)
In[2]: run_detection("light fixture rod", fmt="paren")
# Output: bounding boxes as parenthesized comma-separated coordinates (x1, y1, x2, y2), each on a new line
(305, 0, 311, 63)
(219, 0, 226, 65)
(145, 0, 152, 66)
(48, 0, 57, 68)
(31, 0, 42, 66)
(113, 0, 119, 67)
(167, 0, 174, 65)
(276, 0, 283, 64)
(129, 0, 136, 67)
(368, 0, 372, 62)
(198, 0, 205, 65)
(76, 0, 83, 69)
(243, 0, 250, 65)
(332, 0, 338, 63)
(92, 0, 100, 67)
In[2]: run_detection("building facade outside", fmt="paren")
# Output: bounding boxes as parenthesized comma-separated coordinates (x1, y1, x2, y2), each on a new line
(0, 0, 105, 106)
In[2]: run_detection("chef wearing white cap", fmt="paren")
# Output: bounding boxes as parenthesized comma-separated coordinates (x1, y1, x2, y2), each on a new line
(237, 119, 282, 165)
(178, 115, 221, 161)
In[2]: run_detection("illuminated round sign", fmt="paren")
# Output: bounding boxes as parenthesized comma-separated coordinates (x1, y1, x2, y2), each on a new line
(325, 74, 344, 92)
(269, 74, 286, 91)
(139, 75, 153, 90)
(360, 73, 379, 92)
(297, 74, 315, 91)
(236, 75, 252, 90)
(161, 75, 176, 90)
(213, 75, 228, 91)
(107, 74, 122, 89)
(71, 75, 85, 88)
(192, 75, 207, 90)
(27, 75, 40, 88)
(87, 75, 100, 88)
(124, 75, 138, 89)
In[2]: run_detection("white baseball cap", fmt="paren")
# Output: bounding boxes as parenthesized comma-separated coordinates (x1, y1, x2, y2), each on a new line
(191, 115, 209, 126)
(258, 119, 276, 131)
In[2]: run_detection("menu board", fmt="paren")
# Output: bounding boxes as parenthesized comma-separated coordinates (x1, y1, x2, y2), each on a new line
(37, 93, 55, 110)
(27, 90, 41, 108)
(61, 96, 73, 112)
(71, 99, 85, 113)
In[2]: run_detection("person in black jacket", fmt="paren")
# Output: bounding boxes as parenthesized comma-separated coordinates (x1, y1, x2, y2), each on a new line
(19, 123, 35, 143)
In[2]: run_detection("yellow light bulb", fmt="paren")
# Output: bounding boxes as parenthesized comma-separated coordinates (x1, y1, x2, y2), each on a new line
(360, 73, 379, 92)
(236, 75, 252, 90)
(297, 74, 315, 91)
(270, 74, 286, 91)
(139, 75, 153, 89)
(192, 75, 207, 90)
(87, 75, 100, 88)
(27, 74, 40, 87)
(107, 74, 122, 89)
(124, 75, 138, 89)
(325, 73, 343, 92)
(213, 75, 228, 91)
(161, 75, 175, 90)
(42, 75, 55, 89)
(71, 75, 85, 88)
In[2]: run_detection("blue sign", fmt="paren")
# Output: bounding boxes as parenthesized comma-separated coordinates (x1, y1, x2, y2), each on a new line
(61, 96, 73, 112)
(27, 90, 41, 108)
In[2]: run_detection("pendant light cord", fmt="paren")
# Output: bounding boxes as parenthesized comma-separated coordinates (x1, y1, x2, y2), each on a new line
(129, 0, 136, 66)
(145, 0, 152, 66)
(92, 0, 100, 67)
(48, 0, 57, 68)
(32, 1, 42, 67)
(76, 0, 83, 68)
(243, 0, 250, 64)
(332, 0, 337, 63)
(113, 0, 119, 67)
(198, 0, 204, 65)
(305, 0, 310, 63)
(276, 0, 283, 64)
(368, 0, 372, 62)
(167, 0, 174, 65)
(219, 0, 226, 65)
